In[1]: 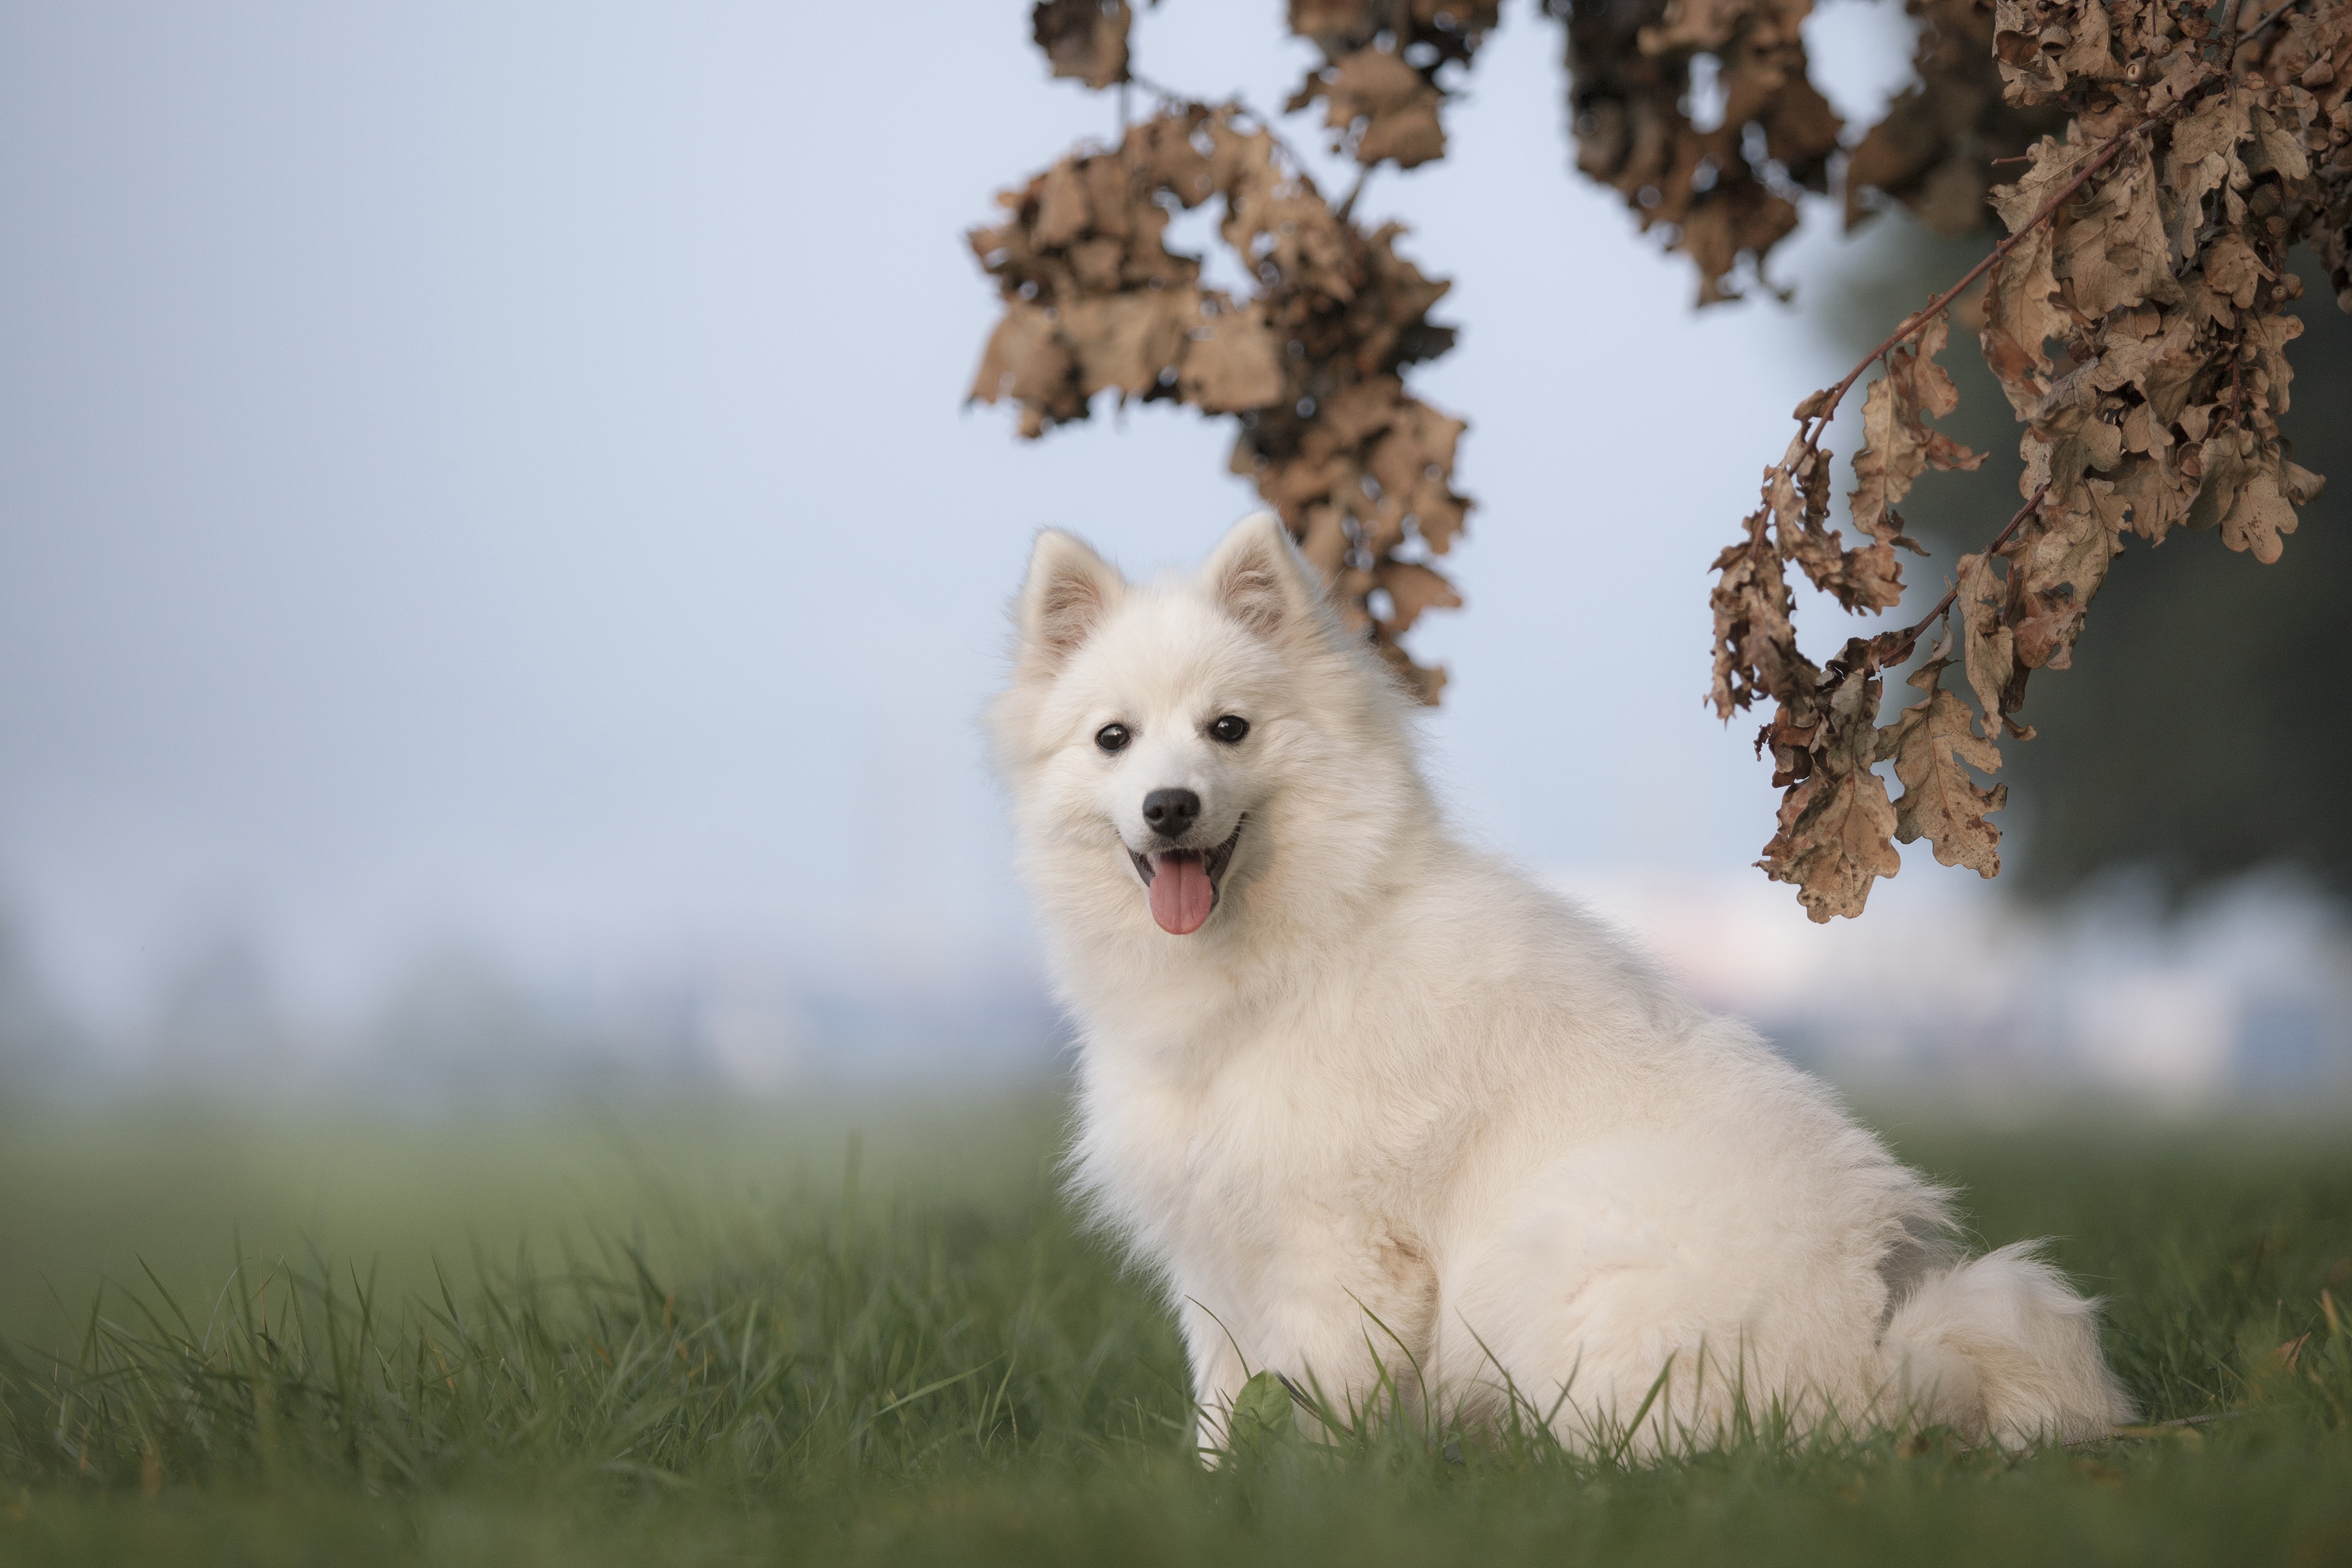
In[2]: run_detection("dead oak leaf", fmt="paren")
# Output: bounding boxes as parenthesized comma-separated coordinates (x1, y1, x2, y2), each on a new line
(2055, 140, 2182, 318)
(1760, 759, 1903, 922)
(1374, 559, 1461, 638)
(1954, 550, 2017, 735)
(2010, 485, 2124, 668)
(2202, 232, 2274, 310)
(2241, 311, 2304, 425)
(1850, 313, 1984, 565)
(2108, 451, 2198, 544)
(1034, 159, 1093, 250)
(1980, 223, 2065, 417)
(969, 302, 1084, 434)
(1306, 47, 1448, 169)
(2166, 87, 2252, 254)
(1031, 0, 1131, 90)
(1760, 708, 1902, 922)
(1876, 654, 2006, 878)
(1709, 505, 1800, 717)
(2192, 441, 2323, 563)
(1061, 290, 1193, 399)
(1180, 301, 1286, 412)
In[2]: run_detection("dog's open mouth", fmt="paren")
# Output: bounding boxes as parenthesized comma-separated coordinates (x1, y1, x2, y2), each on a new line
(1128, 816, 1245, 937)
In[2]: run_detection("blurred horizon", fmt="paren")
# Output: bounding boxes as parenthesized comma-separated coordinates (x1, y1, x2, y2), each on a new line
(6, 857, 2346, 1108)
(3, 2, 2346, 1107)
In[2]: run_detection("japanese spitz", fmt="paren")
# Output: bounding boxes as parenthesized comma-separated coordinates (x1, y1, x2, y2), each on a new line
(990, 511, 2132, 1455)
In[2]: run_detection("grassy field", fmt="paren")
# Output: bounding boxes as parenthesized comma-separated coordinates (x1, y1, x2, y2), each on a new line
(1, 1093, 2348, 1566)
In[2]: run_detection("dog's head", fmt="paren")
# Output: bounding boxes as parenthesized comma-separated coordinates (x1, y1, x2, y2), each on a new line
(990, 512, 1422, 949)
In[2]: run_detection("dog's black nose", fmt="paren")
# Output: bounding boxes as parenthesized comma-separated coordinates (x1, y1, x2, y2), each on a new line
(1142, 788, 1201, 839)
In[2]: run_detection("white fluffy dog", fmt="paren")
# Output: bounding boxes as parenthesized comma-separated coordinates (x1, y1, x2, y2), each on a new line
(990, 511, 2133, 1456)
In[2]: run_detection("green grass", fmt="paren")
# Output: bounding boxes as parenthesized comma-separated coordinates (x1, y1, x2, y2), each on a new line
(1, 1096, 2348, 1565)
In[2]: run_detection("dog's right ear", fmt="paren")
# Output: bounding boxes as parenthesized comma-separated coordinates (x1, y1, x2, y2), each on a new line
(1014, 530, 1125, 680)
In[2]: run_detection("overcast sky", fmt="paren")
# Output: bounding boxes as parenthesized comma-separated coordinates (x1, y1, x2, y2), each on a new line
(0, 1, 1945, 1028)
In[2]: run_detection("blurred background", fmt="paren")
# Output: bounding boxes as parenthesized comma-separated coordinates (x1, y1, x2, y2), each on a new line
(2, 0, 2346, 1129)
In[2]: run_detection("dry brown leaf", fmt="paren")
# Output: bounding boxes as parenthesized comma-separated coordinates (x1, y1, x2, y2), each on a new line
(1709, 505, 1799, 719)
(2107, 453, 2197, 545)
(1980, 194, 2065, 413)
(2055, 141, 2182, 318)
(1697, 0, 2339, 916)
(1845, 0, 2067, 236)
(1374, 559, 1463, 636)
(2192, 442, 2321, 563)
(1284, 1, 1498, 173)
(1876, 649, 2006, 876)
(1180, 301, 1285, 413)
(969, 303, 1084, 435)
(2202, 232, 2273, 309)
(2010, 488, 2122, 669)
(1313, 47, 1449, 168)
(1289, 0, 1501, 61)
(1550, 0, 1840, 304)
(1061, 291, 1194, 399)
(1034, 159, 1093, 251)
(1031, 0, 1131, 91)
(1759, 701, 1902, 922)
(1849, 315, 1985, 589)
(1953, 550, 2015, 744)
(971, 102, 1472, 696)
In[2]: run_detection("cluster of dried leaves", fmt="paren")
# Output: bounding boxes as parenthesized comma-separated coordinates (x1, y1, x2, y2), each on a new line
(1543, 0, 2309, 296)
(1845, 0, 2071, 235)
(979, 0, 2349, 918)
(970, 2, 1480, 699)
(1548, 0, 1845, 301)
(1285, 0, 1501, 170)
(1711, 0, 2350, 919)
(1033, 0, 1136, 90)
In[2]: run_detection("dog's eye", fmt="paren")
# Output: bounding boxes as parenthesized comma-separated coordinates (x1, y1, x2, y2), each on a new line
(1095, 723, 1131, 753)
(1209, 715, 1250, 745)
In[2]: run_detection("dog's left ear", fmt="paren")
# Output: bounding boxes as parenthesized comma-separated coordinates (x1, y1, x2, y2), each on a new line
(1203, 511, 1324, 641)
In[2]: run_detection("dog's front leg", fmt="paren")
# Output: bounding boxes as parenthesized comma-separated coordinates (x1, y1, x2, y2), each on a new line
(1178, 1297, 1254, 1457)
(1178, 1279, 1420, 1454)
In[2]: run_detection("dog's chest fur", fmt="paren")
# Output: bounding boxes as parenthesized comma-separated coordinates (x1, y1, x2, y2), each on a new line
(1071, 995, 1457, 1360)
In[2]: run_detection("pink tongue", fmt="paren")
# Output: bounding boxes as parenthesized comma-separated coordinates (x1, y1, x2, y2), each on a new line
(1148, 854, 1214, 935)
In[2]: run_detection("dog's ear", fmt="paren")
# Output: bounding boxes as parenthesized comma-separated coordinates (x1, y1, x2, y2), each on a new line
(1014, 530, 1125, 678)
(1203, 511, 1323, 640)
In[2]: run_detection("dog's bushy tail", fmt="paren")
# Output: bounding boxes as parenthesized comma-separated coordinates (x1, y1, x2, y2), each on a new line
(1881, 1241, 2135, 1446)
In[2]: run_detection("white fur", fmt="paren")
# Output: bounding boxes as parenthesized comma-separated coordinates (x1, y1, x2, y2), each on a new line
(990, 513, 2134, 1457)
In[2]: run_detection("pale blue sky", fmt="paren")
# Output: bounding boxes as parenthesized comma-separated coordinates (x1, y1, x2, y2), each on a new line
(0, 1, 1936, 1027)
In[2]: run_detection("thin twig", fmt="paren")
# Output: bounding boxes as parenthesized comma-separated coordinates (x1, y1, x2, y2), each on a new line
(2234, 0, 2309, 59)
(1123, 68, 1197, 108)
(1336, 164, 1373, 222)
(1877, 481, 2052, 671)
(2215, 0, 2248, 56)
(1792, 81, 2210, 464)
(1123, 70, 1332, 192)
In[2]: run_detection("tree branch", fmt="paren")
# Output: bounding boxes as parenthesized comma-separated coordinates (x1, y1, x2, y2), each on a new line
(1792, 82, 2211, 464)
(2234, 0, 2310, 59)
(1876, 481, 2053, 672)
(2217, 0, 2249, 54)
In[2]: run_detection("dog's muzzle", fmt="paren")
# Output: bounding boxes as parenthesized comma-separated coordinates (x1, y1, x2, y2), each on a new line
(1128, 816, 1244, 936)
